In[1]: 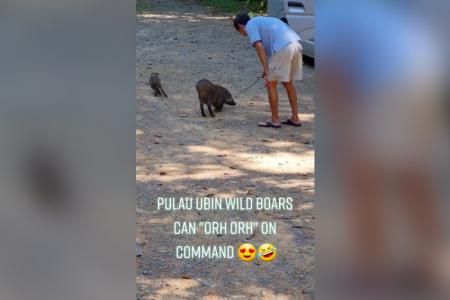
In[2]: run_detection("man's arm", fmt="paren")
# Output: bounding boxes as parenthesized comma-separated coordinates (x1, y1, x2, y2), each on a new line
(254, 41, 270, 86)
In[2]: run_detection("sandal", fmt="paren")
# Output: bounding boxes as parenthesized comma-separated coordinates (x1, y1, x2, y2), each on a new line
(257, 121, 281, 128)
(281, 119, 302, 127)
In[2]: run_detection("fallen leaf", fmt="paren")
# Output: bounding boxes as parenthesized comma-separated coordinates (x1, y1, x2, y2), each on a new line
(262, 139, 275, 143)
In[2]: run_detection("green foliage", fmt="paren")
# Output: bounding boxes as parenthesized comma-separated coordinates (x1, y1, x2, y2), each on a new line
(201, 0, 267, 14)
(245, 0, 267, 15)
(136, 0, 151, 14)
(201, 0, 242, 12)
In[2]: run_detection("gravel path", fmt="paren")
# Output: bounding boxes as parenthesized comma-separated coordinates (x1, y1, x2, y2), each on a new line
(136, 1, 315, 299)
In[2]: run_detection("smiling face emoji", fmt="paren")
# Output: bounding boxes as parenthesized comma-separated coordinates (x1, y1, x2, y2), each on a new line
(237, 243, 256, 262)
(258, 243, 277, 262)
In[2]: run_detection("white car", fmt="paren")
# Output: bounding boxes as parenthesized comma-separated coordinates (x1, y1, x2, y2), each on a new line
(268, 0, 315, 58)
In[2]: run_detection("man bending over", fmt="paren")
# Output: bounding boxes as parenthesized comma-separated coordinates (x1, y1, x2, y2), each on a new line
(234, 13, 303, 128)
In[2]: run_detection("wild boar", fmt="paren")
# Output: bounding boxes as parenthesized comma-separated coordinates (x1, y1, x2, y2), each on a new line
(149, 72, 168, 97)
(195, 79, 236, 117)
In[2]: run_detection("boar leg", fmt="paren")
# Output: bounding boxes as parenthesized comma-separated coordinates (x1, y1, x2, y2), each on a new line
(214, 102, 223, 112)
(207, 104, 215, 117)
(200, 103, 206, 117)
(159, 87, 168, 97)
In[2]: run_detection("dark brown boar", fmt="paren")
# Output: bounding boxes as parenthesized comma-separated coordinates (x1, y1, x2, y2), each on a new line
(149, 72, 168, 97)
(195, 79, 236, 117)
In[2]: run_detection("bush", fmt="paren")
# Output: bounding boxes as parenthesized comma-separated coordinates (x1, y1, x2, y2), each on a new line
(201, 0, 267, 14)
(245, 0, 267, 15)
(136, 0, 151, 14)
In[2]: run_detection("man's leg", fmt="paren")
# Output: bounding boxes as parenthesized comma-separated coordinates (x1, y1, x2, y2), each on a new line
(267, 80, 280, 124)
(282, 81, 301, 123)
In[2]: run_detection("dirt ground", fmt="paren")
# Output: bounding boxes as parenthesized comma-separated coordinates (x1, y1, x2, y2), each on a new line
(136, 0, 315, 299)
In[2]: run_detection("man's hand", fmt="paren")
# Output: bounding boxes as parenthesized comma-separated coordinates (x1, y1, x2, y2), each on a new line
(261, 69, 268, 79)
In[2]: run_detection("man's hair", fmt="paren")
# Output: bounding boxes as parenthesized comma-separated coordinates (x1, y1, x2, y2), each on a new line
(233, 14, 251, 30)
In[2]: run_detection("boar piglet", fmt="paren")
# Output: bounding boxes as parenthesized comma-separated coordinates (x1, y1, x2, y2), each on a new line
(150, 72, 168, 97)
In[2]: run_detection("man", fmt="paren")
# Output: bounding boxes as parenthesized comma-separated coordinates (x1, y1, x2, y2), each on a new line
(234, 14, 303, 128)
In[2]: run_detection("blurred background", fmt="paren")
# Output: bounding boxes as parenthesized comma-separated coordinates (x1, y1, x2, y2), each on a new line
(317, 0, 449, 299)
(0, 1, 135, 299)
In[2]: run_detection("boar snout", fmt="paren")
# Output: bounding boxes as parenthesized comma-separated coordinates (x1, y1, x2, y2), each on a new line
(225, 98, 236, 106)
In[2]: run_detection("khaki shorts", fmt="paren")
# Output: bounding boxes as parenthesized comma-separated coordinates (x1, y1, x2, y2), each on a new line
(268, 42, 303, 82)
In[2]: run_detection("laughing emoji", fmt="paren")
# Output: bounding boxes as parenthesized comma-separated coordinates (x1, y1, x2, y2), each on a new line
(237, 243, 256, 262)
(258, 243, 277, 262)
